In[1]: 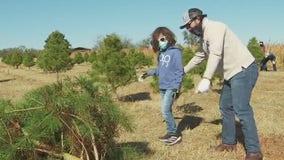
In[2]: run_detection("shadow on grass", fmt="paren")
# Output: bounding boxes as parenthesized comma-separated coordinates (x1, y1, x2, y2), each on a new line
(209, 119, 245, 147)
(176, 102, 203, 114)
(107, 141, 153, 160)
(0, 78, 15, 83)
(176, 115, 203, 133)
(119, 92, 151, 102)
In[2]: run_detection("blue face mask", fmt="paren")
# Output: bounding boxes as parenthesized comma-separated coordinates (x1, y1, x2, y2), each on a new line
(159, 40, 168, 51)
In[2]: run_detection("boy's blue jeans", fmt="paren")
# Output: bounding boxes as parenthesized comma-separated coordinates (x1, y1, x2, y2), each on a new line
(160, 89, 177, 134)
(220, 62, 261, 153)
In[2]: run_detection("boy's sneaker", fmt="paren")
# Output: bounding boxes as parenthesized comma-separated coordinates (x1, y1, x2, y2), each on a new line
(159, 134, 172, 142)
(159, 133, 182, 145)
(165, 134, 182, 145)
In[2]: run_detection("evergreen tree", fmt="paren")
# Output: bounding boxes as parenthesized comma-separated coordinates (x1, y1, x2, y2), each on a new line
(1, 54, 12, 65)
(102, 34, 123, 52)
(10, 51, 23, 69)
(0, 77, 133, 160)
(22, 51, 35, 68)
(92, 50, 136, 95)
(73, 52, 84, 64)
(182, 47, 206, 76)
(247, 37, 264, 64)
(37, 31, 72, 75)
(88, 51, 97, 63)
(127, 48, 153, 69)
(91, 34, 138, 96)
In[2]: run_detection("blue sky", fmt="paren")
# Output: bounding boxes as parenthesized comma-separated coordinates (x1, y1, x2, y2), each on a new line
(0, 0, 283, 50)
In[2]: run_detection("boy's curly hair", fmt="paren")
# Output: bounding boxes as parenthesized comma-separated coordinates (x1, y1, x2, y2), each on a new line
(151, 27, 176, 53)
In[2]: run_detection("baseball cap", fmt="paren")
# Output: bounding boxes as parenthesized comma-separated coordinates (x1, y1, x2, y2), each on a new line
(180, 8, 206, 29)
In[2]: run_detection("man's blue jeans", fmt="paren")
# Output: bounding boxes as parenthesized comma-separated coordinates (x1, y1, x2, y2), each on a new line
(220, 62, 261, 153)
(160, 89, 177, 134)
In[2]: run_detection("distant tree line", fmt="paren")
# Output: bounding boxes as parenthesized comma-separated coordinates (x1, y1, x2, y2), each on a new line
(0, 30, 264, 96)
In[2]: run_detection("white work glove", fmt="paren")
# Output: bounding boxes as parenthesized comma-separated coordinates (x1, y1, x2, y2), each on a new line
(195, 78, 211, 94)
(138, 73, 148, 82)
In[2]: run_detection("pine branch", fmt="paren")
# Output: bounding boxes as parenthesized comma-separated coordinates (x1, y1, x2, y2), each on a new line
(0, 136, 9, 144)
(28, 148, 82, 160)
(72, 120, 90, 160)
(57, 116, 90, 159)
(61, 131, 64, 152)
(20, 127, 78, 160)
(6, 106, 44, 114)
(21, 128, 53, 151)
(5, 98, 44, 114)
(62, 111, 99, 160)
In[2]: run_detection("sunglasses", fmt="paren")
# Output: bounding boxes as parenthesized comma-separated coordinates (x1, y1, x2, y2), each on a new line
(159, 37, 166, 42)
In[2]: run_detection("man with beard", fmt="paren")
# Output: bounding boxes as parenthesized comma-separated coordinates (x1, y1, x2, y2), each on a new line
(180, 8, 263, 160)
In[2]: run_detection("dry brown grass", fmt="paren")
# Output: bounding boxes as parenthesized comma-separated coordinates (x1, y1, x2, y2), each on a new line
(0, 62, 91, 102)
(116, 71, 284, 160)
(0, 60, 284, 160)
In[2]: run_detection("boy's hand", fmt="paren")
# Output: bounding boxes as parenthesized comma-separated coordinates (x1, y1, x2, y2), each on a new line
(138, 73, 148, 82)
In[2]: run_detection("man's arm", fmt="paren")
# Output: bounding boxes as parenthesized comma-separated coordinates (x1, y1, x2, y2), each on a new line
(184, 51, 206, 73)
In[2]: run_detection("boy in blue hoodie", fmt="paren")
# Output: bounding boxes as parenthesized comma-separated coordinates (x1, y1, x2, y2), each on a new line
(139, 27, 184, 145)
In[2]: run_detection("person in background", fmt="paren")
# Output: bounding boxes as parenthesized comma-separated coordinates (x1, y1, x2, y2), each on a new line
(139, 26, 184, 146)
(259, 41, 277, 71)
(180, 8, 263, 160)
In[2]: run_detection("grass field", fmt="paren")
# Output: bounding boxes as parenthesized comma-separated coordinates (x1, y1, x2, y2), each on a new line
(0, 60, 283, 160)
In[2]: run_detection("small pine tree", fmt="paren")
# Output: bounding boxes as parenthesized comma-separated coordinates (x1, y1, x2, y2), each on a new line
(182, 46, 207, 76)
(10, 51, 23, 69)
(92, 50, 136, 95)
(102, 34, 123, 52)
(127, 48, 153, 69)
(1, 54, 12, 65)
(91, 34, 139, 96)
(37, 31, 72, 75)
(88, 51, 97, 63)
(22, 52, 35, 69)
(247, 37, 264, 64)
(73, 52, 84, 64)
(0, 77, 133, 160)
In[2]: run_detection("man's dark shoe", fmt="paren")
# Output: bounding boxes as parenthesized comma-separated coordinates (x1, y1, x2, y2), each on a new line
(213, 143, 236, 152)
(245, 152, 263, 160)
